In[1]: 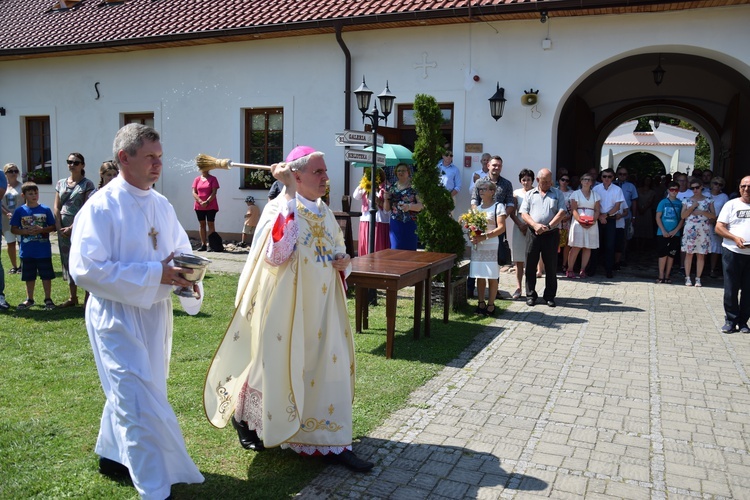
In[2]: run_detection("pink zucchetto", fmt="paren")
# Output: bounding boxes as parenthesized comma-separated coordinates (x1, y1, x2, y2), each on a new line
(285, 146, 317, 163)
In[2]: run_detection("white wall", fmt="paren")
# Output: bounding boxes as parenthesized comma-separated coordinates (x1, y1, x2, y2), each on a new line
(0, 5, 747, 236)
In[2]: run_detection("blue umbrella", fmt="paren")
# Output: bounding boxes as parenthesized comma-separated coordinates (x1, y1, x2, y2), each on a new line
(351, 143, 414, 168)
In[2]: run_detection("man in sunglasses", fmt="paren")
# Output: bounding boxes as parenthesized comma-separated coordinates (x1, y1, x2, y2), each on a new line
(593, 168, 625, 279)
(715, 176, 750, 334)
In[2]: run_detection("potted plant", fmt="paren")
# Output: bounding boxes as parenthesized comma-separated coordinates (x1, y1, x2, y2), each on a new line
(411, 94, 467, 308)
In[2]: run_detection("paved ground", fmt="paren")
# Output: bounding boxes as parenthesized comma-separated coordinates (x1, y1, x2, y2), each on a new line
(294, 263, 750, 499)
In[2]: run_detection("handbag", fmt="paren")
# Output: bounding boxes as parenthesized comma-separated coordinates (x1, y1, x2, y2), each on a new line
(578, 207, 594, 226)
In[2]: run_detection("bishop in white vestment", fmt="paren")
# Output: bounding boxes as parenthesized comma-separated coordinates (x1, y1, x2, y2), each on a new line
(203, 147, 373, 472)
(70, 124, 205, 499)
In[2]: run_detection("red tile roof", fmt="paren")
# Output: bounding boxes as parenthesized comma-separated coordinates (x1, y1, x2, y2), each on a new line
(0, 0, 746, 59)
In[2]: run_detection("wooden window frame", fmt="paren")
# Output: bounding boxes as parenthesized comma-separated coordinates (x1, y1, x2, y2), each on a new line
(24, 116, 52, 185)
(242, 107, 283, 190)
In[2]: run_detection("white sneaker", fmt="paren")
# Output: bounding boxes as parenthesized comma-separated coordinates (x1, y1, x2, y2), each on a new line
(685, 277, 693, 287)
(694, 278, 702, 287)
(0, 295, 9, 310)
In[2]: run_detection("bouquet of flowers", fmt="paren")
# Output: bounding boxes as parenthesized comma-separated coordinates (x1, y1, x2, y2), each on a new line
(459, 208, 488, 250)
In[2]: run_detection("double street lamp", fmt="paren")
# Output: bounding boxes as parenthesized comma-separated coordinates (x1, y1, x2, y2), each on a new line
(353, 76, 396, 254)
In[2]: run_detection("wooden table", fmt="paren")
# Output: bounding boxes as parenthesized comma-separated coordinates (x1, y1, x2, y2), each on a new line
(347, 250, 456, 359)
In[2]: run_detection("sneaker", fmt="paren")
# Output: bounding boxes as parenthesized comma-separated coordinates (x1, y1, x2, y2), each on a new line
(0, 295, 9, 310)
(694, 278, 702, 287)
(721, 321, 736, 334)
(685, 277, 692, 287)
(740, 325, 750, 334)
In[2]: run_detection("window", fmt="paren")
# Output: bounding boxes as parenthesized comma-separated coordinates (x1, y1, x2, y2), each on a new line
(243, 108, 283, 189)
(396, 103, 454, 152)
(25, 117, 52, 185)
(124, 113, 154, 128)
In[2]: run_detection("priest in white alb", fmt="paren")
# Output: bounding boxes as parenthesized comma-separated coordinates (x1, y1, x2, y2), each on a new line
(203, 146, 373, 472)
(70, 124, 205, 499)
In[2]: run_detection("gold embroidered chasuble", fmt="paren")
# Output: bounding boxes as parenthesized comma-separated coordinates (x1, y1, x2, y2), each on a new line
(203, 197, 355, 451)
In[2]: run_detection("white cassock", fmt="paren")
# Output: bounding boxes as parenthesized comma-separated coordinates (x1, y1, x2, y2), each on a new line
(70, 176, 204, 500)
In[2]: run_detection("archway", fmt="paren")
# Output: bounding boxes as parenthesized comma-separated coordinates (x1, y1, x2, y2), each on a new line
(556, 51, 750, 189)
(618, 152, 666, 182)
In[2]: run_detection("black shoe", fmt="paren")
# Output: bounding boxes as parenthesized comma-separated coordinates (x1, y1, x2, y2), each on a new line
(325, 449, 374, 472)
(606, 271, 614, 279)
(721, 321, 737, 334)
(99, 456, 131, 481)
(526, 297, 536, 306)
(614, 263, 621, 271)
(546, 300, 556, 308)
(198, 244, 207, 251)
(232, 417, 265, 451)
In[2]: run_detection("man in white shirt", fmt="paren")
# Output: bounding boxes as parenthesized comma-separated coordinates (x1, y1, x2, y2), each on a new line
(593, 168, 625, 278)
(715, 175, 750, 334)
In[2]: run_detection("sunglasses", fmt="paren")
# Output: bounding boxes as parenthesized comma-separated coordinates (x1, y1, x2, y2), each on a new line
(6, 169, 19, 174)
(601, 175, 614, 179)
(668, 188, 679, 192)
(712, 182, 723, 186)
(690, 186, 702, 190)
(560, 178, 570, 182)
(67, 160, 82, 166)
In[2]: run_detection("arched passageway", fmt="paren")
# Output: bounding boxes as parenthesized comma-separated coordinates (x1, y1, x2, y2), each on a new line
(557, 52, 750, 190)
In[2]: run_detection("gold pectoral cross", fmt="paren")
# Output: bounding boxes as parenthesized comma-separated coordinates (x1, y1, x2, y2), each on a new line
(149, 227, 159, 250)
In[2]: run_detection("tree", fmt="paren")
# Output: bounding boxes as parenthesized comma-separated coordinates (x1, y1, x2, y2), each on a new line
(411, 94, 465, 266)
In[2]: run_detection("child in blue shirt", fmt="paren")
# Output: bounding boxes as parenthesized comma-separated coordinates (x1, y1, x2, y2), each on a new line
(10, 182, 57, 310)
(655, 181, 685, 283)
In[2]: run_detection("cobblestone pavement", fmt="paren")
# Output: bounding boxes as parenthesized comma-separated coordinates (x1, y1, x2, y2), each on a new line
(298, 267, 750, 499)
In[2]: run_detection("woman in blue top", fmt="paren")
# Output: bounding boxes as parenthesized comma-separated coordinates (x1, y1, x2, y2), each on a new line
(383, 163, 422, 250)
(655, 181, 685, 283)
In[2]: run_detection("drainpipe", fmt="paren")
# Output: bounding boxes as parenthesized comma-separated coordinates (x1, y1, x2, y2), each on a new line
(335, 22, 352, 198)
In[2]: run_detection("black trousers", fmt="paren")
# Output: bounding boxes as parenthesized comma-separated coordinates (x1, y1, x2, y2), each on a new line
(723, 248, 750, 327)
(525, 229, 559, 301)
(598, 217, 617, 273)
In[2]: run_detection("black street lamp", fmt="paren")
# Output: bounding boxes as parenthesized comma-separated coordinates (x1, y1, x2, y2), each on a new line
(353, 76, 395, 254)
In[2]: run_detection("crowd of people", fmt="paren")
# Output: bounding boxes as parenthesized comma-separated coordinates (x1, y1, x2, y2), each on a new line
(0, 158, 118, 311)
(458, 163, 736, 304)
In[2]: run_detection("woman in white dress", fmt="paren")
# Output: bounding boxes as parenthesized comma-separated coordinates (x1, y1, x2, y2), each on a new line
(469, 178, 507, 316)
(567, 173, 601, 278)
(509, 169, 535, 299)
